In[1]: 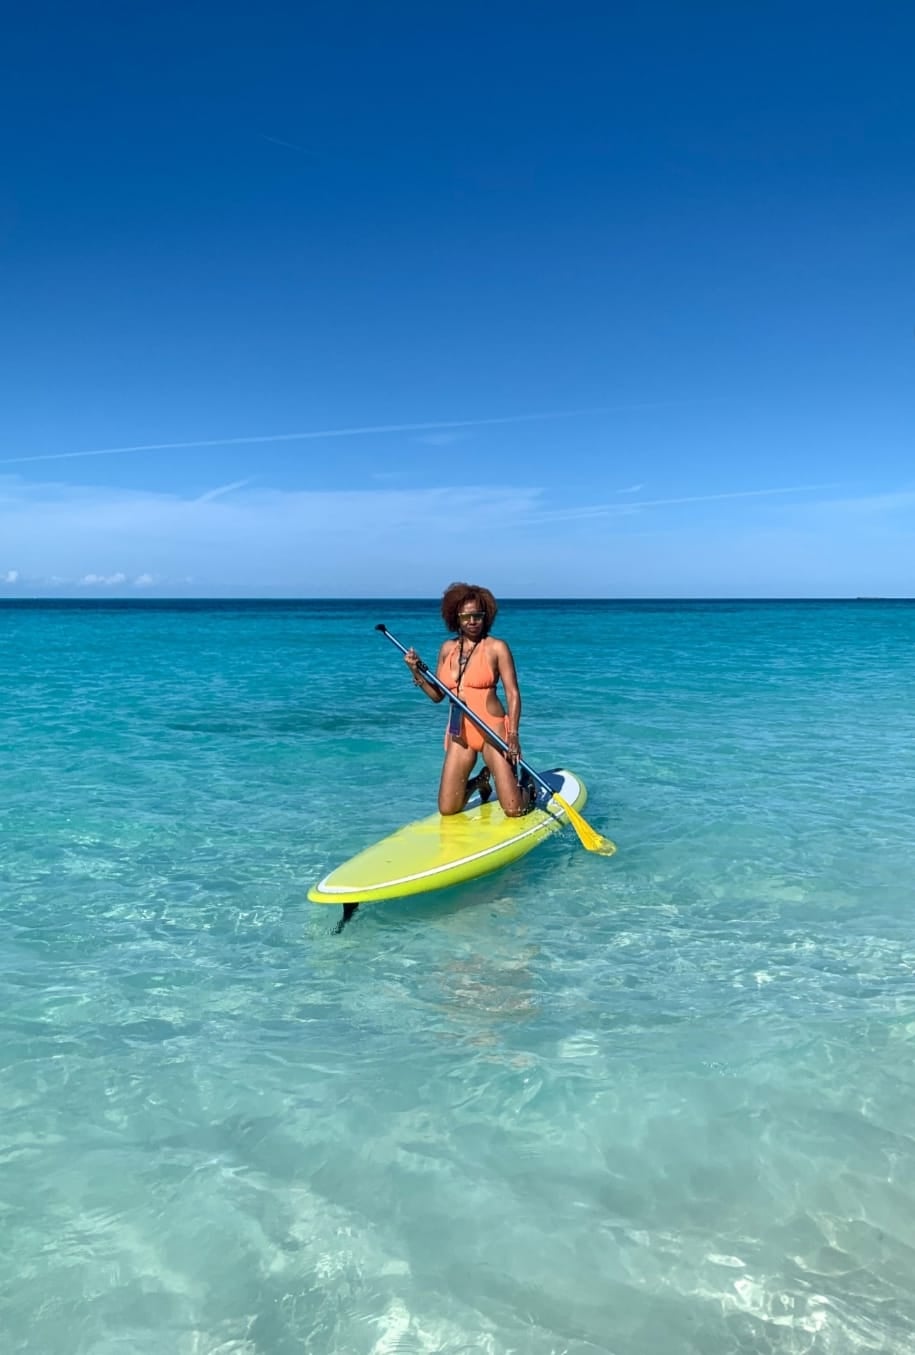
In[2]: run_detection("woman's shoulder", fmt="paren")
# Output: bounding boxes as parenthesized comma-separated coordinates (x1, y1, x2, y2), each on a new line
(483, 634, 511, 654)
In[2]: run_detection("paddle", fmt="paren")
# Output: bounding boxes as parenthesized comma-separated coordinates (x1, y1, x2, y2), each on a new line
(376, 623, 616, 856)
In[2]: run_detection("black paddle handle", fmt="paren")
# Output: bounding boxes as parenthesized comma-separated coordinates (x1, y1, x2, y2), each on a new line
(374, 623, 549, 793)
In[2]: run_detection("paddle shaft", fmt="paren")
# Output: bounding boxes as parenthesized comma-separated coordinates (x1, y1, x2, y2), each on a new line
(375, 624, 551, 795)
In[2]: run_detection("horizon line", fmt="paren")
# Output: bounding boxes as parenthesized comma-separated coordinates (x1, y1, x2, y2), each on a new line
(0, 595, 908, 603)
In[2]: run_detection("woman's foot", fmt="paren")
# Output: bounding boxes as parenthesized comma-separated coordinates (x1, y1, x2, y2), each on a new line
(519, 770, 538, 813)
(465, 767, 493, 803)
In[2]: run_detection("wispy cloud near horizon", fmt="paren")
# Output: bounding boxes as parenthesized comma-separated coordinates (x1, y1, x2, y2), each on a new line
(1, 473, 910, 596)
(0, 477, 545, 589)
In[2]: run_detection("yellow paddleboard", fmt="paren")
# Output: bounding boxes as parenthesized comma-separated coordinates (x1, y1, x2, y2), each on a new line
(309, 769, 586, 906)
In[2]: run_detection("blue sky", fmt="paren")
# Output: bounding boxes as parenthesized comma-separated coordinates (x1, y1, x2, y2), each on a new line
(1, 2, 913, 597)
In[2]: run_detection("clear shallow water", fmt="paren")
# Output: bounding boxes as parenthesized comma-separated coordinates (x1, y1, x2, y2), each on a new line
(2, 599, 915, 1355)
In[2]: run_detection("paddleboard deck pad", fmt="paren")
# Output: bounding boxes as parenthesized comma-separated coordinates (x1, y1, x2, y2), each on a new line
(308, 769, 586, 906)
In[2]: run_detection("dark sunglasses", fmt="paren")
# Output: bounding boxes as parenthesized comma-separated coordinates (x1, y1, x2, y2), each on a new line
(458, 611, 485, 621)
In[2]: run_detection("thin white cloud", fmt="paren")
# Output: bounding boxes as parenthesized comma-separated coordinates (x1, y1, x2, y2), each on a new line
(626, 483, 843, 510)
(260, 133, 318, 156)
(414, 431, 468, 447)
(531, 482, 842, 524)
(0, 402, 697, 468)
(801, 488, 915, 516)
(134, 573, 156, 587)
(193, 479, 252, 504)
(617, 483, 644, 494)
(3, 569, 18, 583)
(80, 572, 127, 586)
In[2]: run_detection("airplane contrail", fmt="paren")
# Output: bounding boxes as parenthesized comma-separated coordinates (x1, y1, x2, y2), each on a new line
(624, 483, 842, 510)
(531, 482, 842, 523)
(192, 479, 253, 503)
(260, 134, 318, 155)
(0, 405, 640, 467)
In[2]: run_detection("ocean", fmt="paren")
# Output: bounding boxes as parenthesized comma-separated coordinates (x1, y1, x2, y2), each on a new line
(2, 598, 914, 1354)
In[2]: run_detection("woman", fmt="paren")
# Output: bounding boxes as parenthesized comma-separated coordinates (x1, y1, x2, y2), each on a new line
(404, 582, 536, 817)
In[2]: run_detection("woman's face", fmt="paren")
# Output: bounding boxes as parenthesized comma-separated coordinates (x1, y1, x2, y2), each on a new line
(457, 596, 485, 637)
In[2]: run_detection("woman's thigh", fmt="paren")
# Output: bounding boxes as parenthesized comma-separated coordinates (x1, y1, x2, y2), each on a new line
(482, 744, 525, 816)
(438, 742, 478, 814)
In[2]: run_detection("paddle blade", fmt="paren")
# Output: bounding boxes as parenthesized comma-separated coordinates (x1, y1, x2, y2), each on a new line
(552, 793, 617, 856)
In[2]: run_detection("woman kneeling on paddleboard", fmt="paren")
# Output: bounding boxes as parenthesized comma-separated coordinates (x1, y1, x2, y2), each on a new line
(404, 582, 536, 818)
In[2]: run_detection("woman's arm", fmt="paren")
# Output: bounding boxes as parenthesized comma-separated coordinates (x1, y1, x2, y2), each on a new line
(404, 643, 446, 703)
(494, 639, 522, 760)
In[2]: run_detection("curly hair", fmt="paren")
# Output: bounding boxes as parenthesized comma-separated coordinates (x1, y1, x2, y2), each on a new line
(440, 582, 499, 635)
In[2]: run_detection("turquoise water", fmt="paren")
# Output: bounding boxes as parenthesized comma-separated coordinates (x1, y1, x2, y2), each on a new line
(2, 599, 915, 1355)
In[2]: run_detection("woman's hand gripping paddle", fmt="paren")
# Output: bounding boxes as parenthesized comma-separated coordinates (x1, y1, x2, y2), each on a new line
(376, 624, 616, 856)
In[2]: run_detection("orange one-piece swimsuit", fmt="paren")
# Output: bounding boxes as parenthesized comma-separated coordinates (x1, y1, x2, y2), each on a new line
(439, 639, 508, 751)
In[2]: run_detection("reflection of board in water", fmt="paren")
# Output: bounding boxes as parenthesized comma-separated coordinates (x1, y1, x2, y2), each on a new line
(309, 768, 587, 925)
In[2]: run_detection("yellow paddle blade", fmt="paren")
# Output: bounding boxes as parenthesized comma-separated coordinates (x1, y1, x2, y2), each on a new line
(552, 793, 617, 856)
